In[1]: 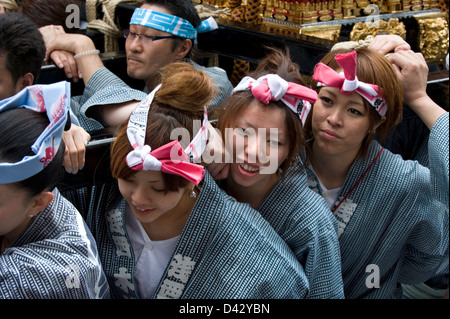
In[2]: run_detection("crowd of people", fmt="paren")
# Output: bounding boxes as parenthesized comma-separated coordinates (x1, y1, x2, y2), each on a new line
(0, 0, 448, 300)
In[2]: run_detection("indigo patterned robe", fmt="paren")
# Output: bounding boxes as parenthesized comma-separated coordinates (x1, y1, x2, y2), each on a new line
(66, 171, 310, 299)
(302, 112, 449, 299)
(0, 189, 109, 299)
(71, 63, 232, 132)
(257, 166, 344, 299)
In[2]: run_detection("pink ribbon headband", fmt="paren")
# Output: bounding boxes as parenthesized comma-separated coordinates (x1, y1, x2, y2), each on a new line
(312, 50, 388, 116)
(126, 140, 205, 185)
(126, 84, 206, 185)
(233, 74, 318, 125)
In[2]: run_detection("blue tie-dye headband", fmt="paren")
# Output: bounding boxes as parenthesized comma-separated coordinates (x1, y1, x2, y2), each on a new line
(130, 8, 218, 43)
(0, 81, 70, 184)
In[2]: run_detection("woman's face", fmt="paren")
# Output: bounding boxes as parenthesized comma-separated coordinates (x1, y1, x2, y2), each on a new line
(226, 100, 290, 188)
(311, 86, 372, 158)
(0, 183, 35, 238)
(118, 170, 187, 226)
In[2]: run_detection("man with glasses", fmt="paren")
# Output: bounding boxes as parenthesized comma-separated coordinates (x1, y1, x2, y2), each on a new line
(45, 0, 232, 174)
(46, 0, 232, 134)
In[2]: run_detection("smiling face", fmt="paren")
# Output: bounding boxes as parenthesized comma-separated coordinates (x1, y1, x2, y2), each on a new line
(226, 100, 290, 189)
(118, 170, 188, 226)
(311, 86, 372, 160)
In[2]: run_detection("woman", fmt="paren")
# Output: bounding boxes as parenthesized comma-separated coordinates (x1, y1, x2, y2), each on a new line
(217, 48, 344, 299)
(303, 47, 448, 298)
(66, 62, 309, 298)
(0, 81, 109, 299)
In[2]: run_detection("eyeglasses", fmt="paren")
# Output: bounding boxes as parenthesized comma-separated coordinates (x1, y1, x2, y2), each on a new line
(123, 29, 178, 44)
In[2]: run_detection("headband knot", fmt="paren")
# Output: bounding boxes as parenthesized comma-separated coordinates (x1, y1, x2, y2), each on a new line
(130, 8, 218, 44)
(233, 74, 318, 125)
(126, 85, 207, 186)
(313, 50, 388, 116)
(127, 144, 162, 171)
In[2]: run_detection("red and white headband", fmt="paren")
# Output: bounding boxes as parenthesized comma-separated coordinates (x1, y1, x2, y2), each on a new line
(233, 74, 318, 125)
(126, 84, 207, 185)
(312, 50, 388, 116)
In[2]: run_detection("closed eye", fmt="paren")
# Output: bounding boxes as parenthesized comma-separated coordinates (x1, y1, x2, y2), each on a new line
(348, 108, 363, 116)
(268, 140, 281, 146)
(235, 127, 252, 136)
(320, 96, 333, 105)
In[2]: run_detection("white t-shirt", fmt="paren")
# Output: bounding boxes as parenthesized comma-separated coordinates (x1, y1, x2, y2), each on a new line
(309, 165, 342, 210)
(125, 204, 180, 298)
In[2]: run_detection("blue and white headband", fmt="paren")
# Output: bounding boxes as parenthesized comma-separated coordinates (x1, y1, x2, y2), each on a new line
(0, 81, 70, 184)
(130, 8, 218, 44)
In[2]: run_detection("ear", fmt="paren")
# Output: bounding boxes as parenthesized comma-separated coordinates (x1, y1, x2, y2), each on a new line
(374, 116, 386, 131)
(28, 191, 54, 218)
(16, 73, 35, 92)
(174, 39, 193, 60)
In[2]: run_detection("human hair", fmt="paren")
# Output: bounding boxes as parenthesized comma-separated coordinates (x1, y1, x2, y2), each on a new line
(217, 47, 306, 176)
(0, 108, 65, 196)
(142, 0, 201, 56)
(17, 0, 83, 33)
(0, 12, 45, 84)
(110, 61, 214, 192)
(306, 47, 403, 159)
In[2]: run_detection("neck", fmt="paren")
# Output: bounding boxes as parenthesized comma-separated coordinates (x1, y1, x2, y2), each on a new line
(141, 189, 197, 241)
(0, 236, 10, 254)
(145, 75, 161, 92)
(226, 174, 279, 210)
(0, 216, 34, 253)
(310, 144, 357, 190)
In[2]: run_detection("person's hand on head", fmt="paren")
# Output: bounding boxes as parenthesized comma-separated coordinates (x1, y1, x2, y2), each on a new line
(368, 34, 411, 56)
(387, 49, 428, 106)
(388, 49, 446, 129)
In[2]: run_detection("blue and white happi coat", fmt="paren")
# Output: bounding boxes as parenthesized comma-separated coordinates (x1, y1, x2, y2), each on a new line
(68, 171, 310, 299)
(71, 63, 232, 132)
(0, 189, 109, 299)
(302, 112, 449, 299)
(257, 166, 344, 299)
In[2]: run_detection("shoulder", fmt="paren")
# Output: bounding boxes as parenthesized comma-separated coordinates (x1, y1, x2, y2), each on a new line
(359, 142, 432, 204)
(189, 60, 232, 86)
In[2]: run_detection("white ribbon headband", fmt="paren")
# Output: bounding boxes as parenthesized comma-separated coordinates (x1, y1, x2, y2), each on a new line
(233, 74, 318, 125)
(312, 50, 388, 116)
(126, 84, 208, 184)
(0, 81, 70, 184)
(130, 8, 218, 44)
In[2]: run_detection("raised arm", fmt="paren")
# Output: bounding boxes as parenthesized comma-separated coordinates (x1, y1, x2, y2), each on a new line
(45, 33, 104, 86)
(39, 25, 80, 83)
(368, 34, 411, 55)
(387, 50, 446, 130)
